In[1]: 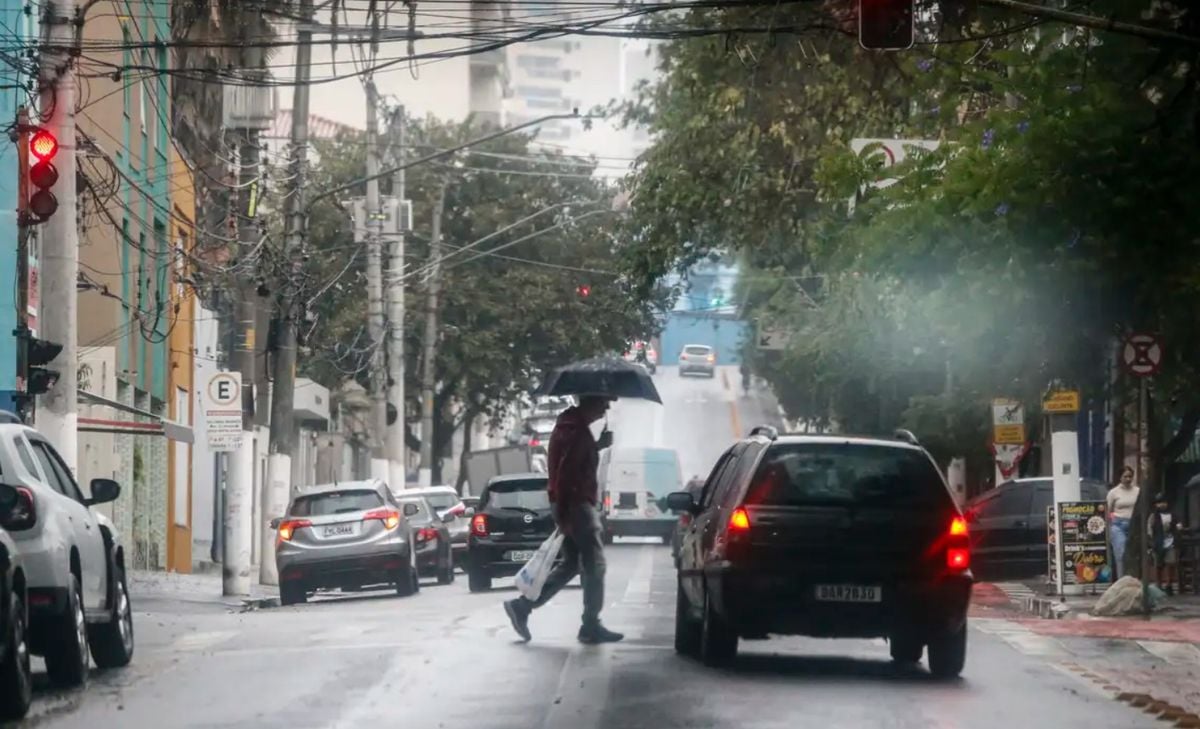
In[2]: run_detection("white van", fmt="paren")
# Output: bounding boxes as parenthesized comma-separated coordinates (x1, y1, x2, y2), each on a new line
(598, 447, 683, 544)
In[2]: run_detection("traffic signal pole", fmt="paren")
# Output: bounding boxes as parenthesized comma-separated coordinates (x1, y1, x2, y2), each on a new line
(35, 1, 80, 473)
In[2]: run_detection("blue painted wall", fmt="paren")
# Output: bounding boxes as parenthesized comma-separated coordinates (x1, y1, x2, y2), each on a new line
(0, 0, 36, 412)
(661, 312, 748, 366)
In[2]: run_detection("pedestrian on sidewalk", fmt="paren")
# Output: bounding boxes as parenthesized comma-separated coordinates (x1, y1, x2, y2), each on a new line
(504, 395, 624, 645)
(1149, 494, 1180, 595)
(1107, 466, 1140, 579)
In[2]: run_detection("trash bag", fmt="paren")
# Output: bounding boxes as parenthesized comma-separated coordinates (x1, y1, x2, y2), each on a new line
(515, 529, 564, 602)
(1092, 576, 1168, 616)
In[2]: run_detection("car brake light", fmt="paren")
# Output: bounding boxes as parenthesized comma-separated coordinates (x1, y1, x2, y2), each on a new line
(728, 507, 751, 531)
(471, 513, 488, 536)
(603, 492, 612, 510)
(946, 516, 970, 570)
(529, 438, 540, 448)
(1, 486, 36, 531)
(949, 516, 968, 536)
(363, 508, 401, 530)
(278, 518, 312, 541)
(947, 548, 970, 570)
(416, 527, 439, 543)
(706, 354, 715, 363)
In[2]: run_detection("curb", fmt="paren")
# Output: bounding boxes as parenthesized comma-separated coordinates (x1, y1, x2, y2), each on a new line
(1020, 594, 1073, 620)
(239, 596, 280, 611)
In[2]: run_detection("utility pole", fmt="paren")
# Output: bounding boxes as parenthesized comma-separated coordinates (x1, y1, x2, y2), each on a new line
(418, 181, 447, 486)
(385, 107, 407, 490)
(268, 0, 314, 511)
(36, 0, 79, 472)
(364, 79, 389, 483)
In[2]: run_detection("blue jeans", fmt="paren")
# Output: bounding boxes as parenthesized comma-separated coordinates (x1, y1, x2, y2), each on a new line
(1110, 517, 1131, 578)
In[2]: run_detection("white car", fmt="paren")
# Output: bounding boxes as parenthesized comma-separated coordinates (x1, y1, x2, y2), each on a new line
(0, 414, 133, 687)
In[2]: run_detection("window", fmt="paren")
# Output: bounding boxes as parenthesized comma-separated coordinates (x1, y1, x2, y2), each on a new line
(526, 97, 564, 110)
(29, 441, 68, 496)
(13, 437, 38, 478)
(700, 447, 740, 509)
(517, 55, 559, 69)
(421, 492, 460, 512)
(745, 443, 951, 509)
(684, 345, 713, 356)
(719, 443, 764, 509)
(987, 486, 1032, 517)
(41, 444, 87, 503)
(290, 489, 383, 516)
(517, 85, 562, 99)
(484, 479, 551, 511)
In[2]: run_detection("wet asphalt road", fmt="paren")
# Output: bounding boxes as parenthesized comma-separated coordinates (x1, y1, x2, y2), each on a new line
(11, 368, 1160, 728)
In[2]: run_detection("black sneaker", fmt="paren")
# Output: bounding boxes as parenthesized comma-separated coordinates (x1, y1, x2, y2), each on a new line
(504, 600, 532, 642)
(578, 623, 624, 644)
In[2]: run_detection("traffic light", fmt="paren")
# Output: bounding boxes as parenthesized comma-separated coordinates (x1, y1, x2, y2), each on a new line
(23, 334, 62, 396)
(858, 0, 914, 51)
(27, 128, 59, 222)
(576, 284, 591, 299)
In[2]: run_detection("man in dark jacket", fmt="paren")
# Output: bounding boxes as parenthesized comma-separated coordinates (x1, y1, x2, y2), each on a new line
(504, 395, 623, 644)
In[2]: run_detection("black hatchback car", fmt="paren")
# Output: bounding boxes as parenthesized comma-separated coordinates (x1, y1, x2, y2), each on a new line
(467, 474, 554, 593)
(669, 428, 972, 676)
(964, 477, 1107, 580)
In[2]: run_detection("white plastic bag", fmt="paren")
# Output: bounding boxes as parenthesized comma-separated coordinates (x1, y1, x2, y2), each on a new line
(515, 529, 564, 601)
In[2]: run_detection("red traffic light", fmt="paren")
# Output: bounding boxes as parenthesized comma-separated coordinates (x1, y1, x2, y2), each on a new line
(576, 284, 591, 298)
(858, 0, 914, 51)
(29, 129, 58, 161)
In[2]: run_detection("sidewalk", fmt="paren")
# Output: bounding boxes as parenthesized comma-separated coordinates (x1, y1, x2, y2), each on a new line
(1014, 577, 1200, 622)
(129, 568, 280, 610)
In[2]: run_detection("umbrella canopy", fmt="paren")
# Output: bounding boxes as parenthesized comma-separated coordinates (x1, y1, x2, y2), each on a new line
(535, 356, 662, 404)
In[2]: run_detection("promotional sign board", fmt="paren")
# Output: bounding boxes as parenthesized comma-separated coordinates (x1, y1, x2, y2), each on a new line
(1048, 501, 1111, 587)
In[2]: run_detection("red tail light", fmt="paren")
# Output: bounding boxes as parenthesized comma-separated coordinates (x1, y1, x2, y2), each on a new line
(471, 513, 488, 536)
(529, 437, 541, 448)
(278, 518, 312, 541)
(416, 527, 439, 543)
(603, 492, 612, 510)
(679, 513, 692, 527)
(728, 507, 751, 532)
(363, 508, 401, 530)
(946, 516, 970, 571)
(1, 486, 36, 531)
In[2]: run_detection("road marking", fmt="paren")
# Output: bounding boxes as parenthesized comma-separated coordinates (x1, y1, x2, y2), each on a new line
(540, 647, 614, 729)
(728, 400, 742, 439)
(1001, 632, 1066, 657)
(620, 546, 655, 606)
(721, 369, 730, 391)
(1137, 640, 1200, 666)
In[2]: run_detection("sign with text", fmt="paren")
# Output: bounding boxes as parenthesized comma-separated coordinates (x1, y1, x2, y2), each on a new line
(991, 398, 1025, 445)
(1048, 501, 1111, 587)
(1043, 390, 1080, 414)
(205, 371, 243, 452)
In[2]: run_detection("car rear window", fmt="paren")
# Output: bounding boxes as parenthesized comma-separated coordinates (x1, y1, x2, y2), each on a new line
(684, 346, 711, 355)
(485, 479, 551, 511)
(745, 444, 951, 509)
(291, 489, 383, 516)
(421, 493, 460, 511)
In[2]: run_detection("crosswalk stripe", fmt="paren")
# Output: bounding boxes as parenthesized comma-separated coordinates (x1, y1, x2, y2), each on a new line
(1136, 640, 1200, 666)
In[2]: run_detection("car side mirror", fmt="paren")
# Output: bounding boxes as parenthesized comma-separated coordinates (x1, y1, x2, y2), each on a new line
(666, 491, 698, 515)
(88, 478, 121, 506)
(403, 503, 419, 517)
(463, 506, 476, 518)
(269, 517, 282, 530)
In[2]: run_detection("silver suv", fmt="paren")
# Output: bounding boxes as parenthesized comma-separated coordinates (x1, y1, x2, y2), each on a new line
(0, 415, 134, 688)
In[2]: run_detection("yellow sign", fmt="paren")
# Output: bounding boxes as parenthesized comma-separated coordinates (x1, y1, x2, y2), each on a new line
(1043, 390, 1080, 413)
(994, 424, 1026, 445)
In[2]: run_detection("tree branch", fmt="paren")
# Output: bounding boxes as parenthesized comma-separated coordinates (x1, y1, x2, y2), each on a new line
(1159, 402, 1200, 465)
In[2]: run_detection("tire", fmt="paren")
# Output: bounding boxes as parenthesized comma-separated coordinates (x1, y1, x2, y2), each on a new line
(88, 563, 134, 669)
(280, 580, 307, 606)
(0, 590, 32, 720)
(889, 630, 923, 665)
(437, 550, 455, 586)
(927, 623, 967, 679)
(395, 541, 420, 597)
(700, 589, 738, 667)
(467, 566, 491, 593)
(45, 573, 89, 688)
(674, 580, 701, 657)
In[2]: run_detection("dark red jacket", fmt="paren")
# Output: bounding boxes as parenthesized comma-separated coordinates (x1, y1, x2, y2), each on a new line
(547, 406, 599, 510)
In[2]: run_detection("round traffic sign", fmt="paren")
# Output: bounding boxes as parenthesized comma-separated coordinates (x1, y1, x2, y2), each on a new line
(1122, 333, 1163, 377)
(207, 372, 241, 407)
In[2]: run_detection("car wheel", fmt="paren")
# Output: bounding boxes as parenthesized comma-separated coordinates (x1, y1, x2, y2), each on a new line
(700, 589, 737, 667)
(88, 563, 134, 668)
(467, 566, 491, 593)
(280, 580, 308, 606)
(45, 573, 90, 687)
(395, 540, 420, 597)
(437, 549, 455, 586)
(927, 623, 967, 679)
(674, 580, 701, 657)
(889, 630, 923, 665)
(0, 589, 32, 720)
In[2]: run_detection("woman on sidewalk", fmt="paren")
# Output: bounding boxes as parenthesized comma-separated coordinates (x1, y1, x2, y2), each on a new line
(1107, 466, 1140, 579)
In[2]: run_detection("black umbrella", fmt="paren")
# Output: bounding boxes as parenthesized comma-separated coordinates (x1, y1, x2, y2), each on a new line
(535, 356, 662, 404)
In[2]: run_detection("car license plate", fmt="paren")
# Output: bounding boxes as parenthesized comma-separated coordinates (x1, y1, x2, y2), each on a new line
(508, 550, 536, 562)
(322, 523, 358, 538)
(814, 584, 881, 603)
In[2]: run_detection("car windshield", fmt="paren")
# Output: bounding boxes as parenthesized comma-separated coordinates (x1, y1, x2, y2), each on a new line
(746, 444, 950, 509)
(290, 489, 382, 516)
(485, 480, 551, 511)
(420, 492, 459, 511)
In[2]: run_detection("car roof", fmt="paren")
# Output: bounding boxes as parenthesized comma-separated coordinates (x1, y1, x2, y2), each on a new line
(487, 472, 547, 485)
(683, 343, 712, 349)
(401, 486, 457, 496)
(763, 433, 925, 453)
(293, 479, 386, 497)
